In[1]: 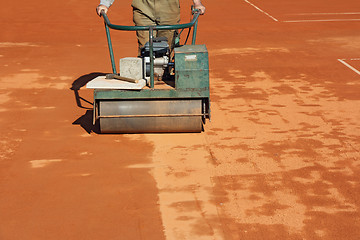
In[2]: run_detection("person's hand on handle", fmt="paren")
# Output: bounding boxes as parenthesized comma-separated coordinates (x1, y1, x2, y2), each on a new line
(193, 0, 206, 14)
(96, 5, 109, 16)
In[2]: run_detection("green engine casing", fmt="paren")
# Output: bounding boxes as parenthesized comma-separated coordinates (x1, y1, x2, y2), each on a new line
(175, 44, 210, 92)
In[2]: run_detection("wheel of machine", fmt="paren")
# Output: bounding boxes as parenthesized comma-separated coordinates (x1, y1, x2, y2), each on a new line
(98, 99, 203, 133)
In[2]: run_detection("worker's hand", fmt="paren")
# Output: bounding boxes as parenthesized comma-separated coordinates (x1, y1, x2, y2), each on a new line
(96, 5, 108, 16)
(193, 0, 206, 14)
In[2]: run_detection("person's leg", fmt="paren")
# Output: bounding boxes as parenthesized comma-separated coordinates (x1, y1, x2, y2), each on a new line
(133, 8, 156, 50)
(155, 0, 180, 49)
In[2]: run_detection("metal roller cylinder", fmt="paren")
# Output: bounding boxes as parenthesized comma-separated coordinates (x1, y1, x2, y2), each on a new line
(99, 99, 203, 133)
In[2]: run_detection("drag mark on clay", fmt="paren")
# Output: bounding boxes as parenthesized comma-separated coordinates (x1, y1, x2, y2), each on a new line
(0, 42, 40, 47)
(0, 92, 11, 105)
(216, 174, 307, 234)
(29, 159, 63, 168)
(210, 47, 289, 56)
(206, 63, 360, 234)
(146, 134, 225, 239)
(0, 72, 69, 90)
(22, 106, 56, 111)
(0, 137, 22, 161)
(308, 36, 360, 51)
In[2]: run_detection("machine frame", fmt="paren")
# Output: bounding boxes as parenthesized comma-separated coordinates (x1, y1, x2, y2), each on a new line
(92, 9, 210, 133)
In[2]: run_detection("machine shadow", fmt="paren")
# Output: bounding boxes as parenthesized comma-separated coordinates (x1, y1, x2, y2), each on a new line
(72, 110, 100, 134)
(70, 72, 105, 109)
(71, 72, 105, 134)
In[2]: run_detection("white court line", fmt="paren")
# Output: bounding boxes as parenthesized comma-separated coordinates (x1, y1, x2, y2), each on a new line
(287, 12, 360, 16)
(243, 1, 360, 23)
(338, 59, 360, 76)
(244, 0, 279, 22)
(283, 19, 360, 23)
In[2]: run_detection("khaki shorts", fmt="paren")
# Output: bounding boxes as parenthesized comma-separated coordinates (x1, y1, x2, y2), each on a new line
(132, 0, 180, 49)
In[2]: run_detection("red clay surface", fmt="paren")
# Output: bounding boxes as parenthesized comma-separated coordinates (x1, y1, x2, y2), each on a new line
(1, 0, 360, 239)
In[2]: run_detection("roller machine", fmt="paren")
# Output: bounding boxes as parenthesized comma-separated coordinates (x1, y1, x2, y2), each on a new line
(86, 9, 210, 133)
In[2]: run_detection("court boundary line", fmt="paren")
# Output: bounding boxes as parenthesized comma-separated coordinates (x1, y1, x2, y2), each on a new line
(243, 0, 279, 22)
(244, 0, 360, 23)
(338, 59, 360, 76)
(284, 19, 360, 23)
(287, 12, 360, 16)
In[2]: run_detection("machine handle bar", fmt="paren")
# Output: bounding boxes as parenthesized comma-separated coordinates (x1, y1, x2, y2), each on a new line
(100, 9, 201, 88)
(101, 10, 201, 31)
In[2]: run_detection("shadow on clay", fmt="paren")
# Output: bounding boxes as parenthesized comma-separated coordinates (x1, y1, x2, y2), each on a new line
(72, 110, 100, 134)
(70, 72, 105, 109)
(70, 72, 105, 134)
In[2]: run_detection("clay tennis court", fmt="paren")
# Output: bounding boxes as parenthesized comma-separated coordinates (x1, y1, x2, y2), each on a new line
(1, 0, 359, 239)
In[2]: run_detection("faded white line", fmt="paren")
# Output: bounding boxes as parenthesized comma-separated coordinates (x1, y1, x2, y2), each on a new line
(284, 19, 360, 23)
(287, 12, 360, 16)
(244, 0, 279, 22)
(338, 59, 360, 76)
